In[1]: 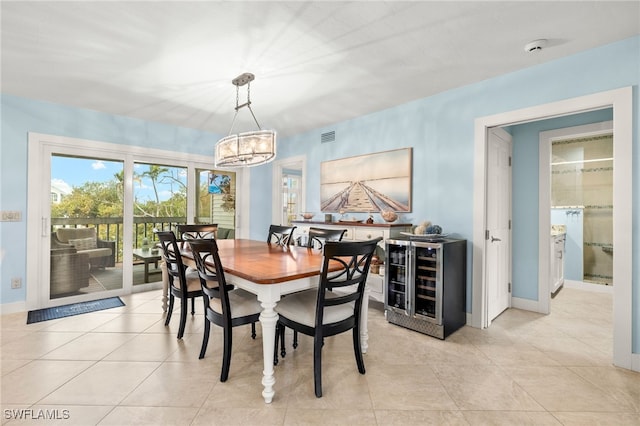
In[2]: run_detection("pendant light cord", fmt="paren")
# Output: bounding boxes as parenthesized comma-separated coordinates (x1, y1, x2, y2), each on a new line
(227, 81, 262, 135)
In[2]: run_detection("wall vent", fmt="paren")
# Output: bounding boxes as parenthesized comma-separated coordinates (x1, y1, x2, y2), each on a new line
(321, 131, 335, 143)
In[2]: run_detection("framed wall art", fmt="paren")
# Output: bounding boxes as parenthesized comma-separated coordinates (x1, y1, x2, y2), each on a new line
(320, 148, 412, 213)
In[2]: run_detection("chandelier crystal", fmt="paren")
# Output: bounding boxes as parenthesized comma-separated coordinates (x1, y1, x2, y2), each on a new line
(214, 73, 276, 167)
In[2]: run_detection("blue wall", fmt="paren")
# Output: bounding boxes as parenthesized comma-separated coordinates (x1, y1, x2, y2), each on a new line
(247, 36, 639, 350)
(550, 208, 584, 282)
(2, 36, 638, 352)
(0, 97, 221, 305)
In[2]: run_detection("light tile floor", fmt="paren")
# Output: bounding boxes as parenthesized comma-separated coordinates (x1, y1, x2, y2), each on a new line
(1, 287, 638, 425)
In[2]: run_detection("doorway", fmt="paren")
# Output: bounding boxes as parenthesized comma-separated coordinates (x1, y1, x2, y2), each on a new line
(471, 87, 633, 370)
(272, 155, 307, 226)
(543, 121, 613, 290)
(50, 154, 124, 301)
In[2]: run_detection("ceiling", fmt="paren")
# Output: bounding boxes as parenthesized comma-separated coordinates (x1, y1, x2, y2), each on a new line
(2, 1, 639, 138)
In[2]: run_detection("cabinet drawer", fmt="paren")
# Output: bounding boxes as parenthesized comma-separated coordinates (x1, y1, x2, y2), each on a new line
(341, 227, 356, 240)
(354, 228, 385, 241)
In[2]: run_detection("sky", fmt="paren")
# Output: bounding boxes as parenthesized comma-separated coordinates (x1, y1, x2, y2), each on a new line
(51, 155, 187, 203)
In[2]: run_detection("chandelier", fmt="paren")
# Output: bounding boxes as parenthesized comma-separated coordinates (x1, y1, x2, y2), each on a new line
(214, 73, 276, 167)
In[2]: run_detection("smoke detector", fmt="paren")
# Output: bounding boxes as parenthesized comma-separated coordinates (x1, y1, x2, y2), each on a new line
(524, 39, 547, 52)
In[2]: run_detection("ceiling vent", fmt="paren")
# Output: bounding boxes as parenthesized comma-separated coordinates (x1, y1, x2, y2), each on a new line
(321, 131, 335, 143)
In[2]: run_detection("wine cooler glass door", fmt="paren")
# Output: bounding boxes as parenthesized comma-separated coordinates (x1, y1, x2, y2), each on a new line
(413, 244, 443, 325)
(385, 241, 409, 315)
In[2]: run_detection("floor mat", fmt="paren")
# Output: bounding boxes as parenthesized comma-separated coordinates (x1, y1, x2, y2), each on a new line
(26, 297, 125, 324)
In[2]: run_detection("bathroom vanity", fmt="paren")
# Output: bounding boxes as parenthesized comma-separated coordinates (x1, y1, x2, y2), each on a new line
(550, 225, 566, 294)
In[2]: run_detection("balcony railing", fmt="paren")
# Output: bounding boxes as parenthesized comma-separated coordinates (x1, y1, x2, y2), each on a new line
(51, 217, 187, 264)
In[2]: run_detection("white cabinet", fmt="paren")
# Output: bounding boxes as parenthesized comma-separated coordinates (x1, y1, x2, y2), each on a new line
(550, 233, 566, 294)
(292, 221, 412, 303)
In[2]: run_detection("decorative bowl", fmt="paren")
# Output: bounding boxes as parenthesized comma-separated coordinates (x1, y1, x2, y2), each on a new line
(380, 211, 398, 222)
(302, 212, 314, 220)
(339, 218, 363, 223)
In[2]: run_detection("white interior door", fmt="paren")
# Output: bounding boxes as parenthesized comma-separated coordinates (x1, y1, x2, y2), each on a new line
(486, 127, 512, 323)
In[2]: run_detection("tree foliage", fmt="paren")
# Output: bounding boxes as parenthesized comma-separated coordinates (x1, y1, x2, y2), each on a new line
(52, 167, 188, 218)
(136, 165, 186, 217)
(52, 181, 122, 218)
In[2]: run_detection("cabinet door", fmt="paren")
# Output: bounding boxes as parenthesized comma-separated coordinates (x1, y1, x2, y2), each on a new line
(354, 228, 385, 241)
(293, 225, 309, 246)
(386, 243, 409, 313)
(413, 245, 442, 324)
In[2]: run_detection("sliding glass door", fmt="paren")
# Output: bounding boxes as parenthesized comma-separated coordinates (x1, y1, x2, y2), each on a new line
(196, 169, 236, 230)
(28, 132, 243, 310)
(49, 154, 124, 300)
(132, 162, 187, 287)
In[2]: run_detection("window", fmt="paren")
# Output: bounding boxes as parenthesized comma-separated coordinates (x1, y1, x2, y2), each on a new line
(27, 132, 244, 309)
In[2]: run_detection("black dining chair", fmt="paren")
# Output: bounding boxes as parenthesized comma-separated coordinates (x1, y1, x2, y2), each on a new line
(179, 224, 257, 340)
(156, 230, 203, 339)
(188, 239, 262, 382)
(306, 227, 347, 249)
(273, 237, 382, 397)
(177, 224, 218, 243)
(177, 224, 218, 313)
(280, 226, 346, 350)
(267, 224, 297, 246)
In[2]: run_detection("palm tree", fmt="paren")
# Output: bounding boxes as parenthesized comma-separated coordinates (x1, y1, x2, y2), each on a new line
(141, 165, 169, 213)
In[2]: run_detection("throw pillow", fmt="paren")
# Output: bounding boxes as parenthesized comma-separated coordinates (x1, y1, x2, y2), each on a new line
(217, 228, 233, 239)
(68, 237, 97, 251)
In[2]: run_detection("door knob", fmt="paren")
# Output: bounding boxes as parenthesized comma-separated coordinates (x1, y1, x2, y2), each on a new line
(491, 236, 501, 242)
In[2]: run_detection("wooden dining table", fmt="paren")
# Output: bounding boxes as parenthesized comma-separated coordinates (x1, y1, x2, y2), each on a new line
(162, 238, 371, 404)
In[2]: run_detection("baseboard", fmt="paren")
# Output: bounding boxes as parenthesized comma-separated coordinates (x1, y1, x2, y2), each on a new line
(564, 279, 613, 294)
(511, 296, 543, 313)
(632, 352, 640, 373)
(0, 301, 27, 315)
(368, 299, 384, 312)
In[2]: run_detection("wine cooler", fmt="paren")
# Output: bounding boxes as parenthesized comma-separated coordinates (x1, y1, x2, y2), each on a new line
(385, 238, 466, 339)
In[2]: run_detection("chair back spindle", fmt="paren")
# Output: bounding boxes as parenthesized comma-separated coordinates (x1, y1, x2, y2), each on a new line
(177, 224, 218, 249)
(306, 227, 347, 249)
(267, 224, 297, 246)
